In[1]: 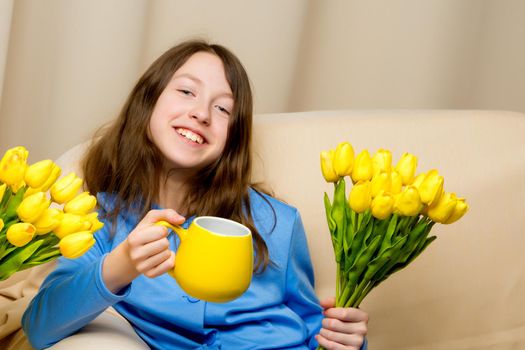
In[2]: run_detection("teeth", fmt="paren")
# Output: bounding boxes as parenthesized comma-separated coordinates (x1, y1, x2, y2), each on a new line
(176, 128, 204, 144)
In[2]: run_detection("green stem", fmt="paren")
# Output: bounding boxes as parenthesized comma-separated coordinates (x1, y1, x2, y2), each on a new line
(354, 281, 376, 307)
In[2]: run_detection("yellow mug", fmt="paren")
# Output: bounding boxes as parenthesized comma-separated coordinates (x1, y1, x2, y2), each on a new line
(157, 217, 253, 303)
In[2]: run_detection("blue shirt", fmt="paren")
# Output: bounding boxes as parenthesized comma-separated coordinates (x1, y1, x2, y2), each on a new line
(22, 189, 367, 349)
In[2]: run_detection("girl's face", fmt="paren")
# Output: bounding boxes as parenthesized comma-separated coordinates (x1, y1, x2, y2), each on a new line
(149, 51, 233, 173)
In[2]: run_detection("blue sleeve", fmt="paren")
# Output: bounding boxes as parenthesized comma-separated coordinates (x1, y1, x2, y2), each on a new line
(284, 211, 324, 349)
(21, 225, 131, 349)
(284, 211, 368, 350)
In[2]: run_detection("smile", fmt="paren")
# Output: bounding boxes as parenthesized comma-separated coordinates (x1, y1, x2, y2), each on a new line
(175, 128, 205, 144)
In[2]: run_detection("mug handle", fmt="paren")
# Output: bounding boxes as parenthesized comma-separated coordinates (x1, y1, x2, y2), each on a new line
(155, 220, 188, 241)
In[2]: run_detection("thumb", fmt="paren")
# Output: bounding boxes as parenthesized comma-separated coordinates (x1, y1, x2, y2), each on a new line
(319, 296, 336, 310)
(140, 209, 185, 228)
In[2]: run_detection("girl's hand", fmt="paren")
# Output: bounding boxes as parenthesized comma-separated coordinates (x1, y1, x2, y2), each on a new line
(315, 297, 368, 350)
(103, 209, 184, 292)
(126, 209, 185, 278)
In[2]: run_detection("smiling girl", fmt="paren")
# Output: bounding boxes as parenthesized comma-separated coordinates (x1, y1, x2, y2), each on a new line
(22, 40, 368, 350)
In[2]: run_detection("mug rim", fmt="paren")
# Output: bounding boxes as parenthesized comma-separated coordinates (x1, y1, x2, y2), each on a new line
(193, 216, 252, 237)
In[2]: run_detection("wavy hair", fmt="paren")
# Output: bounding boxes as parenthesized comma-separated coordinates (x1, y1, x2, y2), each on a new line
(82, 40, 271, 271)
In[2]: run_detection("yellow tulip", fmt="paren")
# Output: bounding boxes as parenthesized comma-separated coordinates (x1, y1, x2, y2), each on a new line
(33, 208, 63, 235)
(390, 171, 403, 195)
(6, 223, 36, 247)
(39, 164, 61, 191)
(412, 173, 425, 189)
(24, 160, 55, 189)
(0, 218, 4, 231)
(444, 197, 468, 224)
(395, 153, 418, 185)
(84, 212, 104, 233)
(349, 180, 372, 213)
(371, 192, 394, 220)
(64, 192, 97, 215)
(0, 146, 29, 187)
(371, 172, 391, 198)
(59, 231, 95, 259)
(418, 170, 444, 206)
(372, 149, 392, 176)
(427, 192, 457, 223)
(394, 186, 422, 216)
(351, 150, 373, 183)
(0, 183, 6, 200)
(16, 192, 51, 223)
(333, 142, 354, 177)
(50, 172, 83, 204)
(53, 213, 85, 239)
(320, 150, 340, 183)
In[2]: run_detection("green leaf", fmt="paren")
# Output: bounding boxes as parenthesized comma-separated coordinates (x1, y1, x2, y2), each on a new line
(3, 187, 27, 221)
(347, 234, 382, 286)
(324, 192, 336, 234)
(0, 239, 44, 280)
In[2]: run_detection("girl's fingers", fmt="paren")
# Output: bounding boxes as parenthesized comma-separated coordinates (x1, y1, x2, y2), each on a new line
(136, 249, 173, 274)
(320, 297, 336, 309)
(315, 334, 360, 350)
(143, 251, 176, 278)
(128, 225, 168, 246)
(129, 236, 170, 261)
(322, 317, 368, 336)
(323, 307, 369, 323)
(139, 209, 185, 228)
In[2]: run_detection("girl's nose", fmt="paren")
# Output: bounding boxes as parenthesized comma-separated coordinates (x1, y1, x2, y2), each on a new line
(190, 104, 210, 125)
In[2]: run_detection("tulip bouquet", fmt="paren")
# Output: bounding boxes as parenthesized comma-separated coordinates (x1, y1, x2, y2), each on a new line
(319, 142, 468, 313)
(0, 146, 103, 281)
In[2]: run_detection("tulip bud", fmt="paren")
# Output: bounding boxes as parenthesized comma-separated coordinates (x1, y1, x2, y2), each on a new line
(39, 164, 61, 192)
(6, 222, 36, 247)
(444, 197, 468, 224)
(418, 170, 444, 206)
(394, 186, 422, 216)
(24, 160, 55, 189)
(351, 150, 373, 183)
(0, 146, 29, 187)
(0, 183, 6, 202)
(53, 213, 85, 239)
(64, 192, 97, 215)
(34, 208, 63, 235)
(390, 171, 403, 195)
(59, 231, 95, 259)
(84, 212, 104, 233)
(371, 192, 394, 220)
(395, 153, 418, 185)
(320, 150, 340, 183)
(371, 172, 391, 198)
(0, 218, 4, 232)
(349, 180, 372, 213)
(16, 192, 51, 223)
(333, 142, 354, 177)
(50, 173, 83, 204)
(427, 192, 457, 223)
(372, 149, 392, 176)
(412, 173, 425, 189)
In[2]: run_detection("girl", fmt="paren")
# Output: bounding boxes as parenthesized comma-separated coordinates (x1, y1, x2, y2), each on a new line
(22, 40, 368, 349)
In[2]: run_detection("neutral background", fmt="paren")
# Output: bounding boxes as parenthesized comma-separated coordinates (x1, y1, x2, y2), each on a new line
(1, 0, 525, 160)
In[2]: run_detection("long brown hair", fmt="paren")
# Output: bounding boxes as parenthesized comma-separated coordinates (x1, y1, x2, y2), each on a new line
(82, 40, 271, 271)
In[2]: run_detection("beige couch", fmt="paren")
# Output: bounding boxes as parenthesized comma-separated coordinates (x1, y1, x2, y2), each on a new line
(1, 110, 524, 349)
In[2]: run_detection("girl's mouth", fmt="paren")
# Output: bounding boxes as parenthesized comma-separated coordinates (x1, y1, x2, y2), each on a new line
(175, 127, 205, 145)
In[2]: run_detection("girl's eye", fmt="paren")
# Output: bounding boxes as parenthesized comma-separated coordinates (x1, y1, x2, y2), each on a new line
(178, 89, 193, 96)
(215, 105, 231, 116)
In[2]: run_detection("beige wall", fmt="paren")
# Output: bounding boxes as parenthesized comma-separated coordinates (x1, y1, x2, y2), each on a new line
(1, 0, 525, 160)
